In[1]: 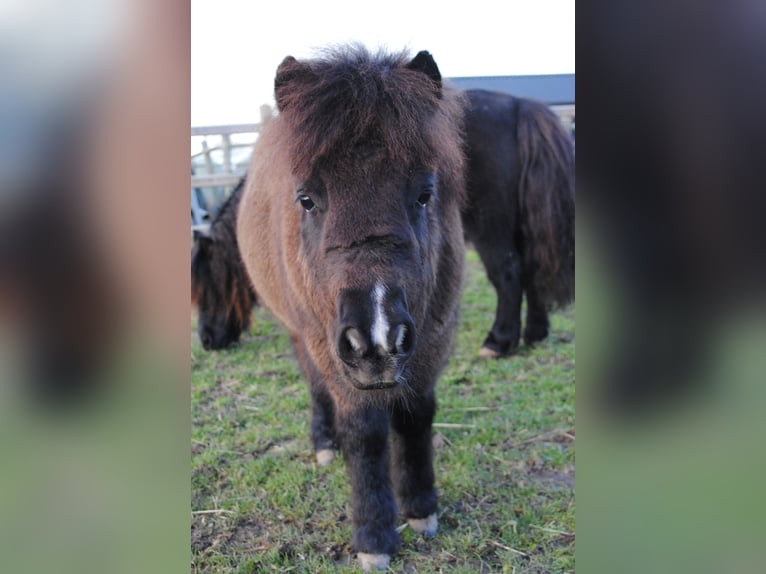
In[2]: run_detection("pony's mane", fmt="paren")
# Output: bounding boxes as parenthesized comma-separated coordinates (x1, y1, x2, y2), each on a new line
(209, 178, 243, 246)
(273, 45, 465, 190)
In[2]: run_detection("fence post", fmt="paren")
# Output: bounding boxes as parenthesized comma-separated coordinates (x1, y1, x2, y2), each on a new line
(201, 139, 214, 175)
(260, 104, 272, 125)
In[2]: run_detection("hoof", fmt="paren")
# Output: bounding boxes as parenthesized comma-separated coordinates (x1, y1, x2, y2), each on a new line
(357, 552, 390, 571)
(523, 326, 549, 345)
(316, 449, 336, 466)
(478, 346, 501, 358)
(407, 513, 438, 537)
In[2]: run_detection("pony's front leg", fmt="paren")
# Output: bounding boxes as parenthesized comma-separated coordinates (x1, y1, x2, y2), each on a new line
(391, 392, 438, 536)
(291, 336, 337, 465)
(337, 407, 399, 571)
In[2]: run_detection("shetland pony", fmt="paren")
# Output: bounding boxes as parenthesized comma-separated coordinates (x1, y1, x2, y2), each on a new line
(236, 46, 466, 571)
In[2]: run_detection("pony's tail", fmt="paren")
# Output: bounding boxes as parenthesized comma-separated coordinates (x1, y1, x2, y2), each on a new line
(516, 98, 575, 309)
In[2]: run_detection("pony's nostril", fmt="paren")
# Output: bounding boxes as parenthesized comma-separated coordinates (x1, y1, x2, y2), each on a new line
(200, 331, 212, 349)
(346, 327, 367, 355)
(339, 327, 368, 362)
(392, 323, 415, 356)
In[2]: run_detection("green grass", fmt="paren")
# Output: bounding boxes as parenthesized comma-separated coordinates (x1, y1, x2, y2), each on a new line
(191, 249, 575, 573)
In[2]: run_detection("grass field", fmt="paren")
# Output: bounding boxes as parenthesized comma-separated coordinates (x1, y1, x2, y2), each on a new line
(191, 249, 575, 573)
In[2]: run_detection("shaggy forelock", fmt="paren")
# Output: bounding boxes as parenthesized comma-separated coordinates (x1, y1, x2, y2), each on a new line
(275, 45, 450, 180)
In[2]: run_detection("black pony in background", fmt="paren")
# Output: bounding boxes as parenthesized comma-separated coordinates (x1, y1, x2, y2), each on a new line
(190, 90, 574, 357)
(462, 89, 574, 357)
(191, 177, 256, 350)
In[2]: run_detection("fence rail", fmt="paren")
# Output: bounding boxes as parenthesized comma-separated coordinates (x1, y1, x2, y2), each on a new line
(190, 105, 272, 227)
(191, 123, 261, 137)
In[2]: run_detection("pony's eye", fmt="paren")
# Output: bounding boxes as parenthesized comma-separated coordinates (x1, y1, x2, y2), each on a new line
(296, 194, 316, 212)
(416, 191, 433, 207)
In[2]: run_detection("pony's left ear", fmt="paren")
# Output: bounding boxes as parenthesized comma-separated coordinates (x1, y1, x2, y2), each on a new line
(275, 55, 316, 112)
(406, 51, 442, 98)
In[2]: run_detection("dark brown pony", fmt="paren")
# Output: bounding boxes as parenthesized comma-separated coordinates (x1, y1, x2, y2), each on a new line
(191, 177, 256, 350)
(462, 89, 575, 357)
(236, 46, 466, 571)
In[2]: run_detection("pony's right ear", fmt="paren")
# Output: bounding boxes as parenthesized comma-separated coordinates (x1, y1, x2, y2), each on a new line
(274, 56, 315, 112)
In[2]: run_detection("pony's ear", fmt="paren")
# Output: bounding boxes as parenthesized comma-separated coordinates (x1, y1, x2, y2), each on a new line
(406, 51, 442, 98)
(275, 56, 315, 112)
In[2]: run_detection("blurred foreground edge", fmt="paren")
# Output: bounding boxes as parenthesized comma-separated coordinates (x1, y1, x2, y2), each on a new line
(578, 0, 766, 421)
(0, 1, 190, 573)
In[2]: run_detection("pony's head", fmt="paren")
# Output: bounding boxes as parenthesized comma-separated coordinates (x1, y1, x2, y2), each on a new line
(267, 45, 465, 391)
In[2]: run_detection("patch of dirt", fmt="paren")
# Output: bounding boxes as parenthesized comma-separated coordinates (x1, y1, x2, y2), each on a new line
(192, 514, 268, 558)
(191, 513, 232, 554)
(530, 465, 575, 490)
(225, 517, 265, 553)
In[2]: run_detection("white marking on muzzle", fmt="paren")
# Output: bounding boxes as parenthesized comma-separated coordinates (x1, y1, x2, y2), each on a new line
(370, 282, 389, 351)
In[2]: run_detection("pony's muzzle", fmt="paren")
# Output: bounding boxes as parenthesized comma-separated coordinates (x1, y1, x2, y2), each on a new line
(336, 284, 416, 389)
(199, 324, 235, 351)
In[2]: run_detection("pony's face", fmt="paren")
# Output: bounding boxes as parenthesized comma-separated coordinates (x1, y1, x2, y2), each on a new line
(191, 234, 247, 350)
(269, 47, 464, 391)
(292, 161, 441, 390)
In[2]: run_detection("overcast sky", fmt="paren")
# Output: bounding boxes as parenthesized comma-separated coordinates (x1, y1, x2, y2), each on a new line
(191, 0, 575, 126)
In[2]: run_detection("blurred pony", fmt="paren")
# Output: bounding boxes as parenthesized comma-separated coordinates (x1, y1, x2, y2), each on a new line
(191, 177, 256, 350)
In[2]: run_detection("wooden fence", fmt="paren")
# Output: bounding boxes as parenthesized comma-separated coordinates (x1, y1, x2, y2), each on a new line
(191, 105, 271, 228)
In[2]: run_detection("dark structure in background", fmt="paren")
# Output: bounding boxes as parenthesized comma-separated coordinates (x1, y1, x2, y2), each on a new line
(450, 74, 575, 106)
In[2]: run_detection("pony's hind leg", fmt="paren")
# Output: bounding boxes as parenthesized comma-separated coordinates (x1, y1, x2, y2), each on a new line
(475, 243, 524, 357)
(292, 336, 337, 465)
(523, 283, 550, 345)
(391, 393, 438, 536)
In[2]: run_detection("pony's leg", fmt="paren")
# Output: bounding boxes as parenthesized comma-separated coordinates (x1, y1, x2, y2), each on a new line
(337, 407, 399, 571)
(523, 283, 550, 345)
(309, 383, 337, 466)
(474, 242, 524, 357)
(291, 336, 337, 465)
(390, 392, 438, 536)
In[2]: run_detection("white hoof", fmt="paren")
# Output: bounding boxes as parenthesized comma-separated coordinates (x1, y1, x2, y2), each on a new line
(357, 552, 390, 571)
(407, 513, 438, 537)
(316, 449, 336, 466)
(478, 346, 500, 358)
